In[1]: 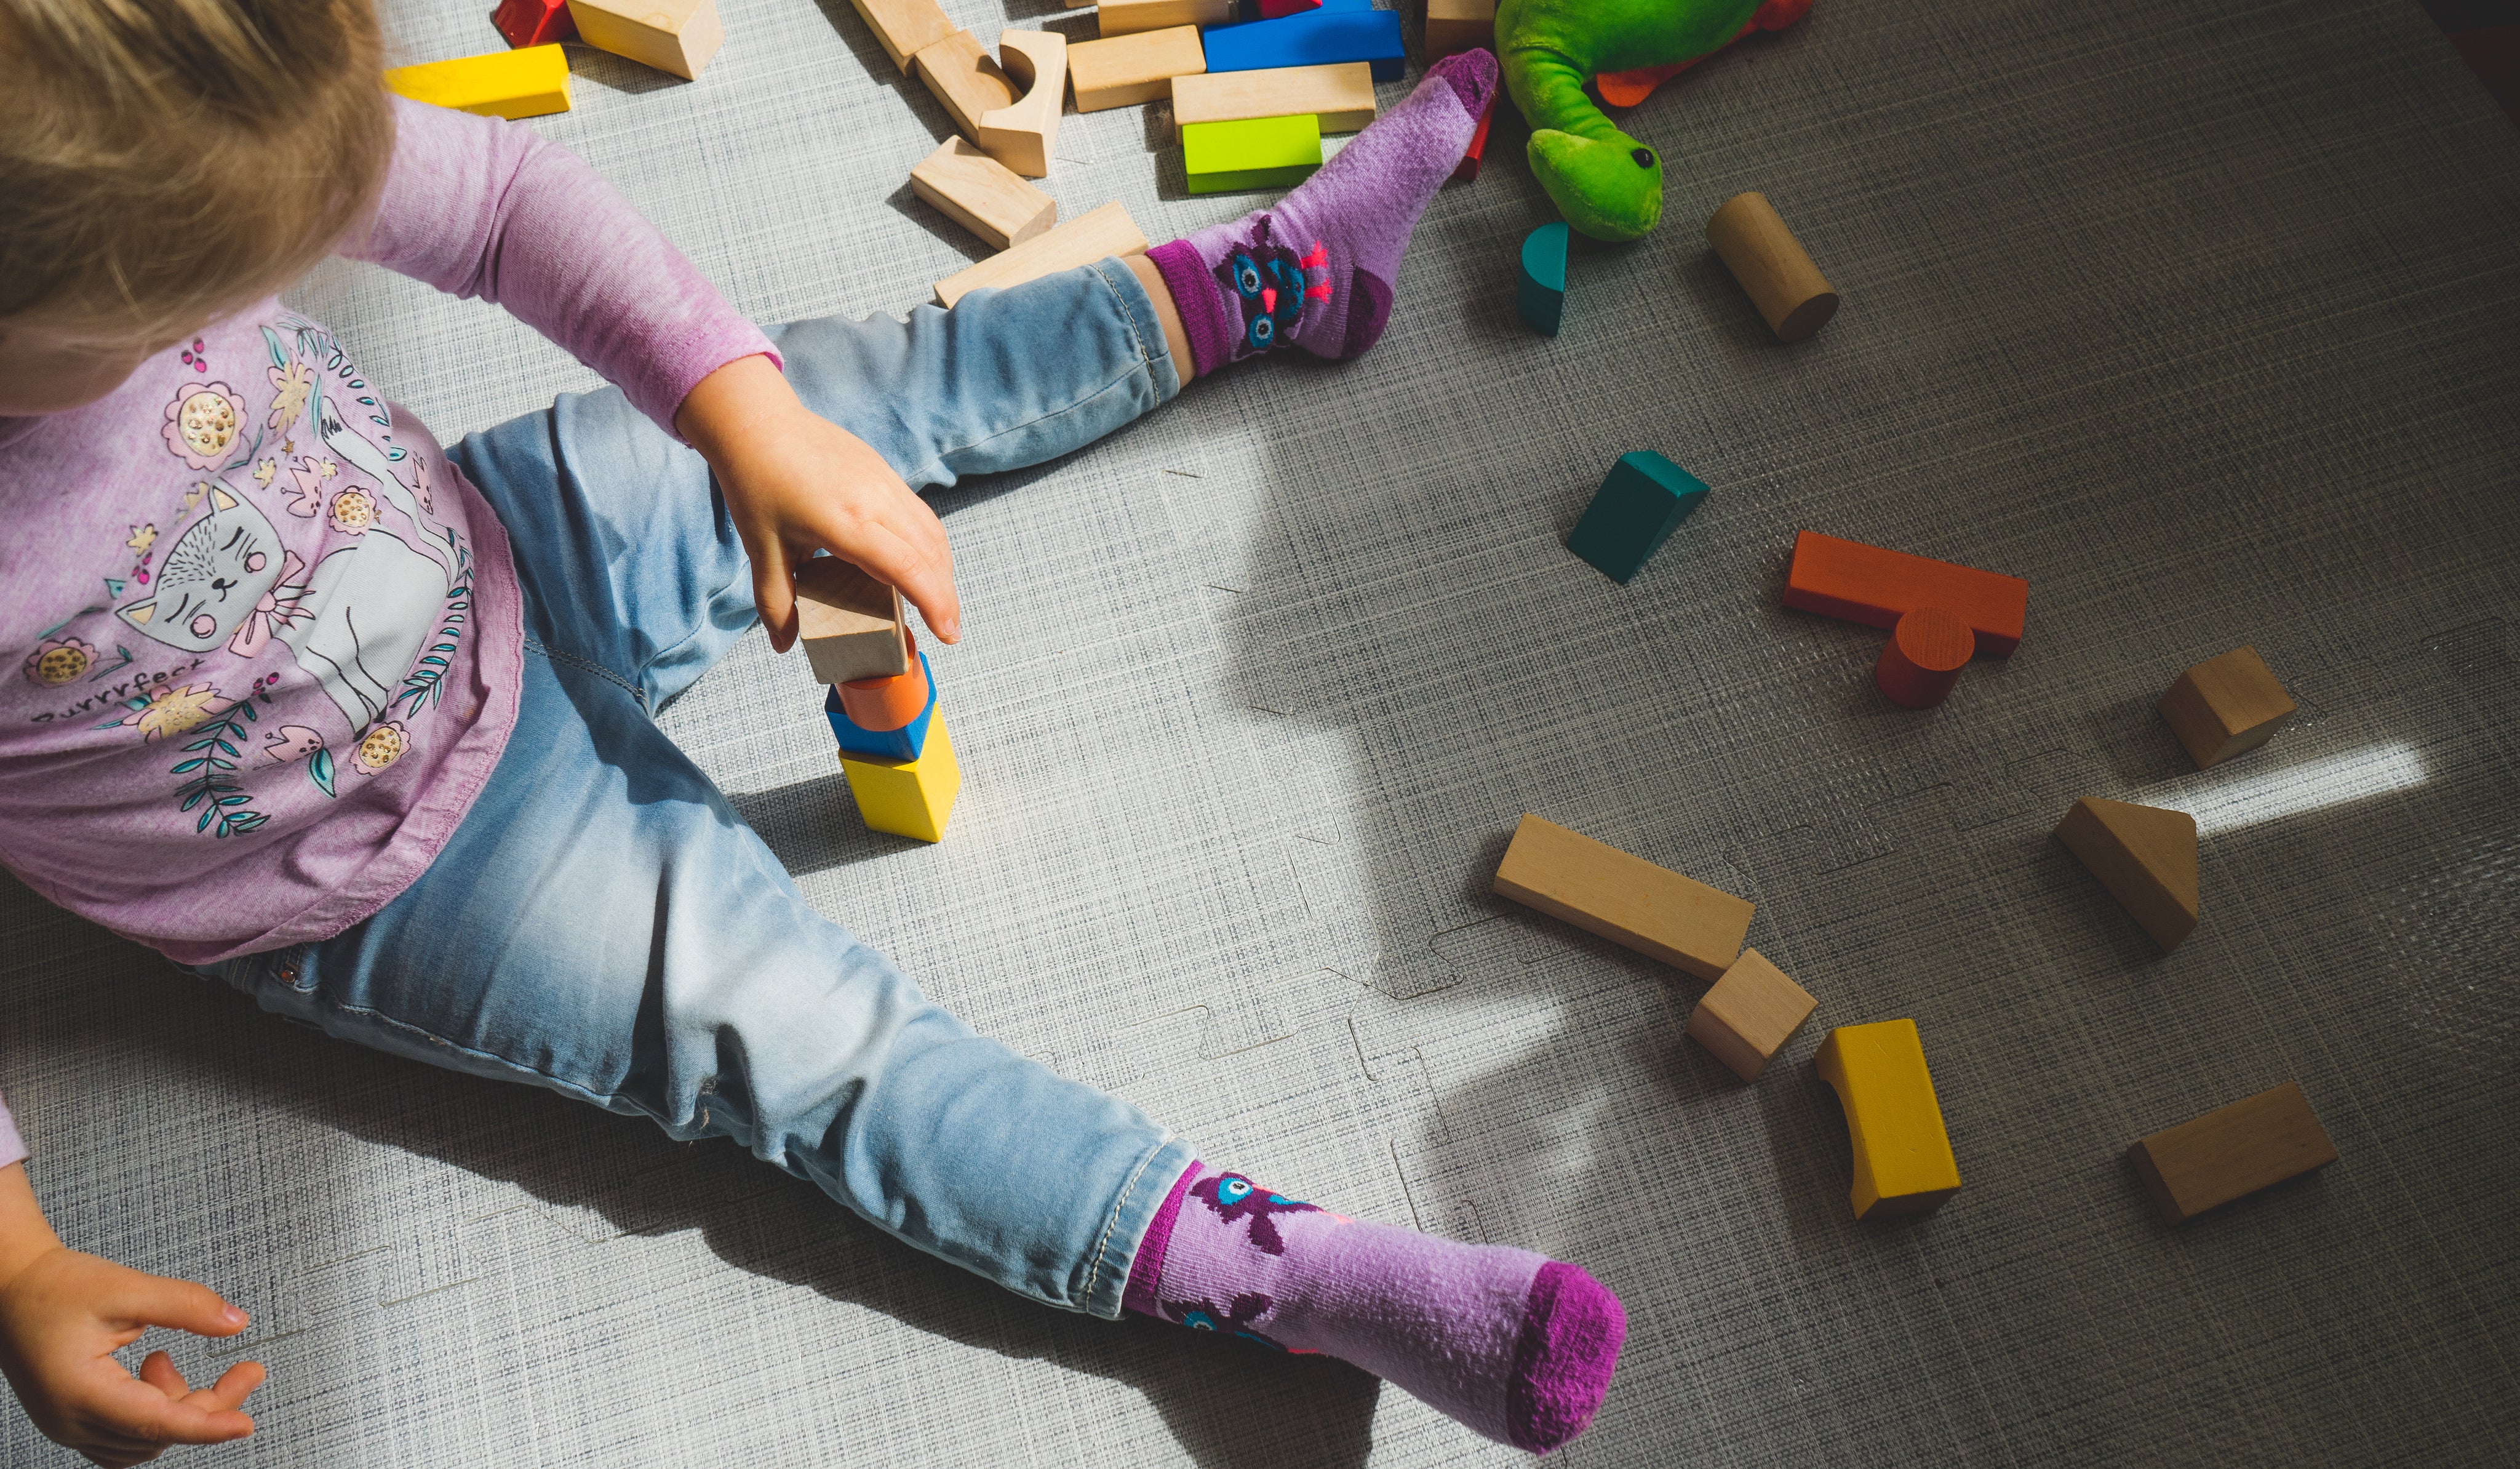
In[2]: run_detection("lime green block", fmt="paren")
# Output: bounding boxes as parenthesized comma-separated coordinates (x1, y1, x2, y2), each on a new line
(1183, 114, 1323, 195)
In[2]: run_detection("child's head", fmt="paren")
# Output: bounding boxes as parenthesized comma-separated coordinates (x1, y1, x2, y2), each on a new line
(0, 0, 394, 415)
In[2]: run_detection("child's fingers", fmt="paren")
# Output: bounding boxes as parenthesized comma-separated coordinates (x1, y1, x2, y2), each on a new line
(104, 1274, 246, 1339)
(832, 519, 959, 645)
(188, 1361, 266, 1413)
(86, 1373, 255, 1447)
(751, 540, 798, 653)
(136, 1349, 187, 1398)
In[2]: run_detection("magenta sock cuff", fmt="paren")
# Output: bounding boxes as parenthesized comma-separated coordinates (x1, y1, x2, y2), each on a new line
(1145, 241, 1238, 380)
(1120, 1156, 1202, 1318)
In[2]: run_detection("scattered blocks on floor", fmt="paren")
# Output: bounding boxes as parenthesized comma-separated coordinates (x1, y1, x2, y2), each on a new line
(2127, 1082, 2337, 1225)
(910, 138, 1056, 250)
(1783, 530, 2030, 656)
(841, 712, 962, 842)
(1069, 25, 1208, 110)
(1424, 0, 1496, 54)
(1099, 0, 1234, 36)
(826, 647, 938, 763)
(848, 0, 955, 71)
(1687, 949, 1817, 1083)
(1183, 114, 1322, 193)
(793, 557, 911, 684)
(1491, 814, 1755, 981)
(933, 201, 1149, 306)
(914, 30, 1019, 142)
(2054, 796, 2199, 952)
(1170, 62, 1378, 137)
(1452, 85, 1494, 182)
(1875, 606, 1974, 708)
(1202, 6, 1405, 81)
(1815, 1019, 1961, 1220)
(566, 0, 722, 79)
(1565, 450, 1709, 585)
(385, 44, 572, 119)
(2159, 645, 2296, 769)
(1516, 221, 1568, 335)
(978, 30, 1067, 178)
(494, 0, 576, 49)
(1705, 190, 1838, 342)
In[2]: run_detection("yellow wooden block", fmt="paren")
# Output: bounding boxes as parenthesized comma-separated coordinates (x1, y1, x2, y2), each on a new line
(1814, 1020, 1961, 1220)
(839, 712, 960, 842)
(385, 44, 572, 120)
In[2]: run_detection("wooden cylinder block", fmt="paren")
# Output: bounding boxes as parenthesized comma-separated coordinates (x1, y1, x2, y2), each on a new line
(1876, 606, 1973, 708)
(839, 630, 929, 732)
(1705, 191, 1837, 342)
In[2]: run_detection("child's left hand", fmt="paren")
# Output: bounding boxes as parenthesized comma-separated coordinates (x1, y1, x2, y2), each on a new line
(675, 354, 962, 651)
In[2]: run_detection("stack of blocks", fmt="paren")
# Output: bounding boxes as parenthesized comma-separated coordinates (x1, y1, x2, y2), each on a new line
(794, 559, 961, 843)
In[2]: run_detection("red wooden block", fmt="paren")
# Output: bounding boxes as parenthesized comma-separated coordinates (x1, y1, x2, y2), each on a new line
(495, 0, 576, 47)
(1875, 606, 1972, 707)
(1259, 0, 1323, 15)
(1784, 530, 2028, 657)
(1451, 87, 1494, 182)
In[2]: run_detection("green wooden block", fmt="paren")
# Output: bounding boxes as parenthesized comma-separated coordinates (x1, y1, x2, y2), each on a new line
(1184, 114, 1323, 194)
(1517, 222, 1568, 335)
(1565, 451, 1709, 583)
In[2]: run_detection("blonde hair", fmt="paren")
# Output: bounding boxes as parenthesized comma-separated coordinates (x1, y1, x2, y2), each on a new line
(0, 0, 394, 339)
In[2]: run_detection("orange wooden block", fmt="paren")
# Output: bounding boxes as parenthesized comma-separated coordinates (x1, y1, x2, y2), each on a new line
(1686, 948, 1816, 1081)
(1783, 530, 2028, 657)
(839, 629, 931, 731)
(2128, 1082, 2337, 1225)
(1875, 606, 1973, 708)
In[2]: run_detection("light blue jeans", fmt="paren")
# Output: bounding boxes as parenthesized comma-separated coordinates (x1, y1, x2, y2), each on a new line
(210, 262, 1195, 1318)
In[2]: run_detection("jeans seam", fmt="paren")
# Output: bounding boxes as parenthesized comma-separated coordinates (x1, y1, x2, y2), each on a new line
(301, 989, 653, 1123)
(1080, 1132, 1176, 1316)
(900, 364, 1160, 488)
(1088, 258, 1163, 385)
(525, 634, 650, 714)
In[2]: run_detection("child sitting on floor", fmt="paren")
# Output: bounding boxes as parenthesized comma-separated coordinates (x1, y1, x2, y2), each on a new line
(0, 1, 1623, 1462)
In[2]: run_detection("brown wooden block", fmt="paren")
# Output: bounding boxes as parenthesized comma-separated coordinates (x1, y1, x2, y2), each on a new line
(794, 558, 909, 684)
(1170, 62, 1377, 138)
(1706, 191, 1838, 343)
(1098, 0, 1233, 37)
(977, 30, 1066, 178)
(2127, 1082, 2338, 1225)
(1491, 814, 1754, 981)
(1424, 0, 1494, 54)
(1686, 948, 1816, 1082)
(848, 0, 955, 72)
(2054, 797, 2198, 951)
(565, 0, 723, 78)
(909, 139, 1056, 250)
(933, 200, 1149, 306)
(1068, 25, 1205, 111)
(2159, 645, 2296, 769)
(914, 30, 1018, 142)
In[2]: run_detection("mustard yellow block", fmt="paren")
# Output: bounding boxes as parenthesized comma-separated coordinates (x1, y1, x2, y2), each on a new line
(839, 712, 960, 842)
(385, 44, 573, 120)
(1814, 1019, 1961, 1220)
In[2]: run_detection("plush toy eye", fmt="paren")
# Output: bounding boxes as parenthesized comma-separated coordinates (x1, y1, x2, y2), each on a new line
(1632, 147, 1656, 168)
(1231, 255, 1264, 297)
(1218, 1176, 1252, 1204)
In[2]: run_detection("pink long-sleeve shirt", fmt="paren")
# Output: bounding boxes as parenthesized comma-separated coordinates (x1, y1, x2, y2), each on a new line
(0, 100, 775, 1162)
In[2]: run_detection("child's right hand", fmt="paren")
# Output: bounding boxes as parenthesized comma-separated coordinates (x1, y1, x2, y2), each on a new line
(0, 1247, 263, 1467)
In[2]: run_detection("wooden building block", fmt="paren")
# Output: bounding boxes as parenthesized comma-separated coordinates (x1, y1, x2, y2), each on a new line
(1203, 6, 1405, 81)
(566, 0, 722, 79)
(1069, 26, 1206, 111)
(1565, 450, 1709, 584)
(1491, 814, 1753, 981)
(1099, 0, 1234, 37)
(1184, 114, 1322, 193)
(2159, 646, 2295, 769)
(1783, 530, 2029, 657)
(1875, 606, 1973, 709)
(977, 30, 1066, 178)
(495, 0, 576, 49)
(934, 201, 1149, 306)
(2127, 1083, 2337, 1225)
(1687, 949, 1817, 1083)
(1705, 191, 1837, 342)
(910, 138, 1056, 250)
(385, 45, 572, 119)
(1259, 0, 1324, 17)
(840, 713, 962, 842)
(1424, 0, 1495, 54)
(914, 30, 1019, 142)
(826, 647, 937, 764)
(2054, 797, 2198, 952)
(848, 0, 955, 72)
(1815, 1020, 1961, 1220)
(793, 557, 910, 684)
(1452, 85, 1494, 181)
(1171, 62, 1378, 138)
(1517, 221, 1567, 335)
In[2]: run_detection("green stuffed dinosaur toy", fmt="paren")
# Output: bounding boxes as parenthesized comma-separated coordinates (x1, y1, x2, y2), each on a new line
(1499, 0, 1811, 241)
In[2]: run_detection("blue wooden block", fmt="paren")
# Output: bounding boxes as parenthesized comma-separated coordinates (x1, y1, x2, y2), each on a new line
(1517, 222, 1568, 335)
(1565, 452, 1709, 583)
(824, 651, 938, 763)
(1203, 6, 1403, 80)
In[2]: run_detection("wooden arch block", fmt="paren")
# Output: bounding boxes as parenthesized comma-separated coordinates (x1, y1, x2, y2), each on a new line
(1491, 814, 1753, 980)
(977, 30, 1067, 178)
(914, 30, 1019, 143)
(2127, 1082, 2337, 1225)
(1688, 949, 1817, 1082)
(1816, 1020, 1961, 1219)
(2054, 797, 2198, 951)
(793, 558, 910, 684)
(2159, 646, 2295, 769)
(909, 139, 1056, 251)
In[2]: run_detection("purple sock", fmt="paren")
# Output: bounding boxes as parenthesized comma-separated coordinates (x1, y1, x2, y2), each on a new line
(1122, 1162, 1625, 1454)
(1145, 49, 1500, 373)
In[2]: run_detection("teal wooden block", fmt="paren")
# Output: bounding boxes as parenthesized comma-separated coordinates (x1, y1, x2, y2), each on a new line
(1184, 114, 1323, 194)
(1517, 222, 1568, 335)
(1565, 452, 1709, 583)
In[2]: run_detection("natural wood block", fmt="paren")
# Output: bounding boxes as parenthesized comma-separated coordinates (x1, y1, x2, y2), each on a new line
(1687, 949, 1817, 1082)
(1816, 1020, 1961, 1219)
(977, 30, 1066, 178)
(2128, 1082, 2337, 1225)
(1184, 113, 1322, 194)
(1875, 606, 1973, 709)
(1491, 814, 1753, 981)
(847, 0, 955, 72)
(1099, 0, 1233, 37)
(1424, 0, 1495, 54)
(1705, 191, 1837, 342)
(565, 0, 722, 79)
(840, 711, 961, 843)
(933, 200, 1149, 306)
(1783, 529, 2029, 657)
(1170, 62, 1378, 138)
(910, 139, 1056, 251)
(385, 45, 572, 119)
(2159, 646, 2295, 769)
(793, 558, 910, 684)
(1069, 25, 1206, 111)
(2054, 797, 2198, 952)
(914, 30, 1019, 142)
(495, 0, 576, 49)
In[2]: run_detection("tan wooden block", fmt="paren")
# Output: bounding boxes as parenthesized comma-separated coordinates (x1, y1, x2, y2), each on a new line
(2128, 1082, 2338, 1225)
(1491, 814, 1754, 981)
(1424, 0, 1495, 55)
(1686, 948, 1817, 1082)
(933, 200, 1149, 306)
(794, 558, 909, 684)
(565, 0, 724, 78)
(1068, 25, 1205, 111)
(914, 30, 1019, 142)
(2159, 645, 2296, 769)
(1099, 0, 1233, 37)
(848, 0, 955, 72)
(2054, 797, 2198, 952)
(978, 30, 1066, 178)
(1706, 190, 1839, 342)
(909, 139, 1056, 250)
(1170, 62, 1378, 139)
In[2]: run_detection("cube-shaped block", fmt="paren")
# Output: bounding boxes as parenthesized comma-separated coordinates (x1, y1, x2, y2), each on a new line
(1517, 222, 1567, 336)
(1183, 114, 1322, 194)
(825, 652, 938, 763)
(1816, 1020, 1961, 1219)
(1688, 949, 1817, 1082)
(840, 713, 961, 843)
(1565, 451, 1709, 584)
(385, 45, 572, 119)
(1202, 6, 1403, 81)
(2158, 646, 2295, 769)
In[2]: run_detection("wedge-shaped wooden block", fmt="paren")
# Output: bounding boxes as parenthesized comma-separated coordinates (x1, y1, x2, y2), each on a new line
(1184, 114, 1322, 193)
(2054, 797, 2198, 952)
(1816, 1020, 1961, 1219)
(977, 30, 1066, 178)
(2128, 1082, 2337, 1225)
(914, 30, 1019, 142)
(1566, 450, 1709, 584)
(1424, 0, 1495, 54)
(566, 0, 723, 79)
(385, 44, 572, 119)
(1099, 0, 1234, 36)
(848, 0, 955, 72)
(1491, 814, 1753, 981)
(911, 138, 1056, 250)
(934, 200, 1149, 306)
(840, 712, 961, 842)
(1688, 949, 1816, 1083)
(1170, 62, 1376, 137)
(1784, 529, 2029, 657)
(793, 557, 910, 684)
(1069, 26, 1205, 111)
(2159, 646, 2295, 769)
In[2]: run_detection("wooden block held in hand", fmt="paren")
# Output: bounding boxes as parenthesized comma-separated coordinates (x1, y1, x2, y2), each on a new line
(565, 0, 723, 79)
(1688, 949, 1817, 1082)
(1171, 62, 1377, 138)
(1424, 0, 1496, 54)
(934, 200, 1149, 306)
(2159, 646, 2296, 769)
(1069, 25, 1206, 111)
(1099, 0, 1234, 36)
(2128, 1082, 2337, 1225)
(978, 30, 1066, 178)
(910, 139, 1056, 250)
(1491, 814, 1753, 980)
(1816, 1020, 1961, 1219)
(848, 0, 956, 71)
(385, 45, 572, 119)
(794, 558, 910, 684)
(1784, 529, 2029, 656)
(2054, 797, 2199, 951)
(1705, 191, 1837, 342)
(914, 30, 1019, 141)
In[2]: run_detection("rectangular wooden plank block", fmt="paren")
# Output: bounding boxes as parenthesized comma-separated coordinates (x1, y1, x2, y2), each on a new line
(1182, 113, 1322, 193)
(1170, 62, 1377, 137)
(848, 0, 955, 71)
(1491, 814, 1753, 980)
(1816, 1020, 1961, 1219)
(934, 200, 1149, 306)
(1099, 0, 1234, 36)
(1783, 529, 2029, 657)
(2128, 1082, 2337, 1225)
(793, 557, 909, 683)
(1202, 7, 1404, 80)
(1069, 25, 1206, 111)
(909, 138, 1057, 250)
(565, 0, 723, 79)
(914, 30, 1019, 141)
(386, 45, 572, 119)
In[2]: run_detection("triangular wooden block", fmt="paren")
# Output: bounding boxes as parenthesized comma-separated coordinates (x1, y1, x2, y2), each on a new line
(2054, 797, 2198, 951)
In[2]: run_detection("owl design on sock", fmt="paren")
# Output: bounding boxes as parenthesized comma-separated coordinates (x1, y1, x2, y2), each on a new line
(1163, 1291, 1295, 1350)
(1190, 1172, 1320, 1255)
(1213, 223, 1332, 354)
